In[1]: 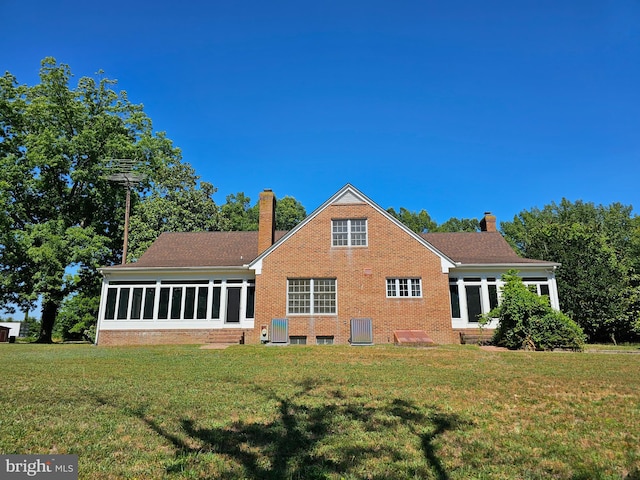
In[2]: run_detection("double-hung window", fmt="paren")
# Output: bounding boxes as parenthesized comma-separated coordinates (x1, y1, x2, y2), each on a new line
(386, 278, 422, 298)
(332, 219, 367, 246)
(288, 278, 337, 314)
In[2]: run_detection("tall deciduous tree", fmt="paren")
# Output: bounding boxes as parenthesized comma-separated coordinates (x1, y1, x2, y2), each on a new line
(220, 192, 257, 230)
(0, 58, 186, 342)
(387, 207, 436, 233)
(387, 207, 479, 233)
(270, 196, 307, 230)
(127, 166, 223, 262)
(433, 217, 479, 232)
(502, 199, 640, 343)
(221, 193, 306, 231)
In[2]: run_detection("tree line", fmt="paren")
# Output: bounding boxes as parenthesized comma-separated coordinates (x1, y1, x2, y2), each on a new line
(502, 200, 640, 344)
(1, 59, 638, 343)
(0, 58, 305, 342)
(388, 201, 640, 343)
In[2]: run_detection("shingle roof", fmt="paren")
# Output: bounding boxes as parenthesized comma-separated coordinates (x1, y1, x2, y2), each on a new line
(109, 231, 286, 269)
(421, 231, 550, 265)
(107, 230, 548, 270)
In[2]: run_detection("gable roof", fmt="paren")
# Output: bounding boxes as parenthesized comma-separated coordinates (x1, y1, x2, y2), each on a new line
(105, 231, 286, 269)
(249, 184, 457, 272)
(421, 232, 556, 266)
(101, 184, 555, 272)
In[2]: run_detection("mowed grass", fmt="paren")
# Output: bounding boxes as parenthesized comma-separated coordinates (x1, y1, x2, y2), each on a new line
(0, 344, 638, 479)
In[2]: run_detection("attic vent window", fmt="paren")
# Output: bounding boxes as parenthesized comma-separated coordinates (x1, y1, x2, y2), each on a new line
(332, 219, 367, 247)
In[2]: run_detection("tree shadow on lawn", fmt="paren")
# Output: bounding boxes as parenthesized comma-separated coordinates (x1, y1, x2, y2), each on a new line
(94, 379, 470, 479)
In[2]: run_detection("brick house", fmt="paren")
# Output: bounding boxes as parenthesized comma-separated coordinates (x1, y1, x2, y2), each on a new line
(95, 184, 559, 346)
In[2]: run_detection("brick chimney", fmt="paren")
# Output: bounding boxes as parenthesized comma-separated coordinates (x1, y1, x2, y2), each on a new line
(258, 189, 276, 253)
(480, 212, 497, 232)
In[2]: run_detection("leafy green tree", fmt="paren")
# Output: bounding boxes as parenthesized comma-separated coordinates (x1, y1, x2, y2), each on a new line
(220, 192, 258, 230)
(221, 193, 306, 231)
(433, 217, 479, 232)
(55, 292, 100, 341)
(272, 196, 307, 230)
(502, 200, 640, 343)
(387, 207, 437, 233)
(21, 315, 40, 338)
(388, 207, 480, 233)
(0, 58, 185, 342)
(127, 167, 223, 261)
(488, 270, 585, 351)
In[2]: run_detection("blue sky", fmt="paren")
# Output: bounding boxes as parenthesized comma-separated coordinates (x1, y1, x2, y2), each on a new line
(3, 0, 639, 225)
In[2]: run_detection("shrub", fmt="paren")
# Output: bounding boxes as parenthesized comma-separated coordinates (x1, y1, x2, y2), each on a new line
(488, 270, 585, 351)
(55, 293, 99, 341)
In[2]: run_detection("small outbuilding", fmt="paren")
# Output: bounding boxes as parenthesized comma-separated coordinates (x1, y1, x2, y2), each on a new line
(0, 326, 11, 343)
(0, 322, 22, 342)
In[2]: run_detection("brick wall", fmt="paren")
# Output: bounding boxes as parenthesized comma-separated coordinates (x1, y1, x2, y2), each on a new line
(250, 202, 458, 345)
(98, 328, 250, 346)
(258, 189, 276, 254)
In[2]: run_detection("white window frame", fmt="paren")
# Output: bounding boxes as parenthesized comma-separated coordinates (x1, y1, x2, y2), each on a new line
(450, 277, 497, 324)
(449, 274, 556, 328)
(287, 278, 337, 315)
(386, 278, 422, 298)
(522, 278, 551, 297)
(102, 279, 255, 322)
(332, 219, 368, 247)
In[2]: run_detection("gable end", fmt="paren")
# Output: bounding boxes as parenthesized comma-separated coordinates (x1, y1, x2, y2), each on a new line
(249, 184, 456, 273)
(333, 190, 366, 205)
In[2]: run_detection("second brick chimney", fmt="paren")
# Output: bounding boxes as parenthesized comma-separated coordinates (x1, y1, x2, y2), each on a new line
(258, 189, 276, 253)
(480, 212, 497, 232)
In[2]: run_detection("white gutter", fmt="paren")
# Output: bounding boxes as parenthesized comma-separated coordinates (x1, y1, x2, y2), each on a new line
(451, 262, 559, 269)
(99, 265, 251, 276)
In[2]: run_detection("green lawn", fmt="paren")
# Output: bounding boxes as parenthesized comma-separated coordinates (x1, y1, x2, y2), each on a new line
(1, 344, 638, 479)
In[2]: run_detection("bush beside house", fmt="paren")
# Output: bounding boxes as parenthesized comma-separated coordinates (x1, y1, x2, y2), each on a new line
(487, 270, 585, 351)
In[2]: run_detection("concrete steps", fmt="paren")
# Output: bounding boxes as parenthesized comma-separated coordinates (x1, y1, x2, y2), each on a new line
(459, 332, 493, 345)
(393, 330, 436, 347)
(207, 330, 245, 345)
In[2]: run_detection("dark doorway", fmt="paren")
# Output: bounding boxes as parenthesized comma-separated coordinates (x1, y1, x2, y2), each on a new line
(226, 287, 241, 323)
(465, 285, 482, 323)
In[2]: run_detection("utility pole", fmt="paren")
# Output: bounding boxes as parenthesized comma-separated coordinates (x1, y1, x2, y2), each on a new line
(106, 159, 144, 264)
